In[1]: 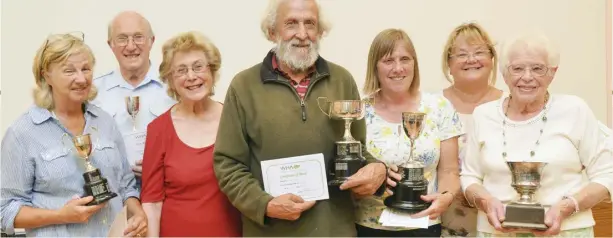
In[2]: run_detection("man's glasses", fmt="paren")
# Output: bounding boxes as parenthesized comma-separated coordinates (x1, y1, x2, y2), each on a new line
(113, 34, 149, 47)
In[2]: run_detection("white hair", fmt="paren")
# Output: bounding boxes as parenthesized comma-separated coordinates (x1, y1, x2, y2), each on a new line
(498, 31, 560, 73)
(260, 0, 331, 41)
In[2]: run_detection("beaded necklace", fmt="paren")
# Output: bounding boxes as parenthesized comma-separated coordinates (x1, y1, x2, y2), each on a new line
(501, 92, 550, 160)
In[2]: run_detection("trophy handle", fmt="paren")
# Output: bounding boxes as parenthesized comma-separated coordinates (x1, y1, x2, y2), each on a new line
(316, 97, 331, 117)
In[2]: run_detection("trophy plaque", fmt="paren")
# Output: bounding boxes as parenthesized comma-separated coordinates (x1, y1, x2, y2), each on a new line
(125, 96, 140, 132)
(384, 112, 430, 212)
(502, 161, 548, 230)
(317, 97, 367, 186)
(66, 133, 118, 205)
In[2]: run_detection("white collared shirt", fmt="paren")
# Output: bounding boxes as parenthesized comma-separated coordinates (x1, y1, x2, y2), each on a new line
(92, 63, 176, 135)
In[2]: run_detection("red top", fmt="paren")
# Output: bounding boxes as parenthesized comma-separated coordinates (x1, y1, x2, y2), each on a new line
(141, 109, 242, 237)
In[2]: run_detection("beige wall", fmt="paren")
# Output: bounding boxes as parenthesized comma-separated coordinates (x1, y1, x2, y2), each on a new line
(0, 0, 609, 135)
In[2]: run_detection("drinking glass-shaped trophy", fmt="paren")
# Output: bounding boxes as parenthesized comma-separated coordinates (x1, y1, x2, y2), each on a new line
(62, 132, 118, 205)
(317, 97, 367, 186)
(384, 112, 430, 212)
(502, 161, 548, 230)
(125, 96, 140, 132)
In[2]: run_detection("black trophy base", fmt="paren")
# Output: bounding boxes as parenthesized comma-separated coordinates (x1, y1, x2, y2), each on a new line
(384, 197, 431, 213)
(502, 202, 547, 230)
(83, 169, 118, 206)
(329, 141, 365, 186)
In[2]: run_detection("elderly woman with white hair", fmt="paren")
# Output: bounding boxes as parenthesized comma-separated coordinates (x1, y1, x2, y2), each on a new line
(460, 32, 613, 237)
(0, 33, 147, 237)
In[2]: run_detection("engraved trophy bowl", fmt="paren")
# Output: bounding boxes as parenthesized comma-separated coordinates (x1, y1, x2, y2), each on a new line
(69, 133, 118, 206)
(317, 97, 367, 186)
(384, 112, 430, 212)
(125, 96, 140, 132)
(502, 161, 548, 230)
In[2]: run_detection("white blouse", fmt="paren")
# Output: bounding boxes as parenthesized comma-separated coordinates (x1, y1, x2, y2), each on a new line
(460, 94, 613, 234)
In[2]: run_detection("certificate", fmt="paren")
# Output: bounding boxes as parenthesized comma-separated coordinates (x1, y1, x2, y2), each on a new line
(261, 153, 329, 201)
(122, 130, 147, 166)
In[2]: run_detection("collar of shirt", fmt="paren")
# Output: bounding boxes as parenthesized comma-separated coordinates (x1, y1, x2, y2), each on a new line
(104, 61, 162, 91)
(28, 103, 102, 125)
(271, 54, 315, 83)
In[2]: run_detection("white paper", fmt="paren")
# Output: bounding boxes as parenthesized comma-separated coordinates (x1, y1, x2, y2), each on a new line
(107, 205, 128, 237)
(378, 208, 430, 228)
(122, 130, 147, 166)
(261, 153, 329, 201)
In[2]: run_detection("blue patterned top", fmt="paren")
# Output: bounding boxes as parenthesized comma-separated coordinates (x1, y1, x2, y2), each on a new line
(1, 104, 139, 237)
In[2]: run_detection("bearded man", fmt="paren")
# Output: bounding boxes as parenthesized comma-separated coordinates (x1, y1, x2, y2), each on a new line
(212, 0, 387, 236)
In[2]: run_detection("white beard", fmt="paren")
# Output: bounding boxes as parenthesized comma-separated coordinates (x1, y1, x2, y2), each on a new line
(273, 38, 320, 72)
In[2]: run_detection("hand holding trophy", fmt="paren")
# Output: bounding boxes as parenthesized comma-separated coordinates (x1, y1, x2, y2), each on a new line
(125, 96, 140, 132)
(62, 129, 118, 206)
(317, 97, 367, 186)
(502, 162, 548, 230)
(384, 112, 430, 213)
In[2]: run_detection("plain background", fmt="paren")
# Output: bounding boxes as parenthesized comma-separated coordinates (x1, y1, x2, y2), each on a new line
(0, 0, 611, 136)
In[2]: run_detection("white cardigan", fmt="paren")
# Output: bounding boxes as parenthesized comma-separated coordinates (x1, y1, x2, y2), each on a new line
(460, 94, 613, 234)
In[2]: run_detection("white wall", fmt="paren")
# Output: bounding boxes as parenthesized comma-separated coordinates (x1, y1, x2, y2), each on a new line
(1, 0, 609, 135)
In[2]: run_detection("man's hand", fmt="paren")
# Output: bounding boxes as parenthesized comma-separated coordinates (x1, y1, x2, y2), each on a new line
(531, 199, 574, 236)
(411, 192, 454, 219)
(266, 194, 316, 221)
(339, 162, 386, 198)
(132, 159, 142, 177)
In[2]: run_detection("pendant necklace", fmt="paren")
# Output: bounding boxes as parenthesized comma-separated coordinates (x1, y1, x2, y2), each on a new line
(501, 92, 550, 160)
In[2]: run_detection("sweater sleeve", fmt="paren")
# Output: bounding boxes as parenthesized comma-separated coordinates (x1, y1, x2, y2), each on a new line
(575, 99, 613, 197)
(213, 85, 274, 227)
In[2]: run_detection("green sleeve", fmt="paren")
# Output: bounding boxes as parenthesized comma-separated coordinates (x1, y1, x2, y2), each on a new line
(213, 85, 274, 227)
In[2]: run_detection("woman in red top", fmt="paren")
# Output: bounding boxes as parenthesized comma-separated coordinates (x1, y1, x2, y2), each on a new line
(141, 31, 241, 237)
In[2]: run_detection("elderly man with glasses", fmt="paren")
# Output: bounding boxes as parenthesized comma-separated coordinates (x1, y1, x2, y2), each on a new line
(92, 11, 175, 188)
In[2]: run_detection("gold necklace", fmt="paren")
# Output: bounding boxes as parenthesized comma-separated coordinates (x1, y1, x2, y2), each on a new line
(501, 92, 550, 159)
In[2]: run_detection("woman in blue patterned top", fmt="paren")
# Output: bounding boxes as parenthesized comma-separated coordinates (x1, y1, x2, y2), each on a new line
(0, 33, 147, 237)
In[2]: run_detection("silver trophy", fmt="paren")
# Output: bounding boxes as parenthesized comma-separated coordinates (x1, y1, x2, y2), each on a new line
(317, 97, 367, 186)
(385, 112, 430, 212)
(502, 161, 548, 230)
(125, 96, 140, 132)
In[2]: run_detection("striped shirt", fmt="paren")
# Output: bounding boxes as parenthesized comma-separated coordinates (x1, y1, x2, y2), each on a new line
(271, 54, 314, 100)
(1, 104, 139, 237)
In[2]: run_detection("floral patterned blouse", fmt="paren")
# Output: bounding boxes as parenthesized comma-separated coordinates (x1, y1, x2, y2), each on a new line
(355, 92, 463, 231)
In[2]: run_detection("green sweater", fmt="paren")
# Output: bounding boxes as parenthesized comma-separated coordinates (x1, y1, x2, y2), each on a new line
(213, 51, 380, 237)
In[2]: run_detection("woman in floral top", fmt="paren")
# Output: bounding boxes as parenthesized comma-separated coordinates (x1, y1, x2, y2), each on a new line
(354, 28, 463, 237)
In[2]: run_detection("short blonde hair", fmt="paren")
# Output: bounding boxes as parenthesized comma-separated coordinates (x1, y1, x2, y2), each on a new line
(363, 29, 420, 97)
(441, 22, 498, 84)
(159, 31, 222, 101)
(32, 33, 97, 110)
(261, 0, 331, 41)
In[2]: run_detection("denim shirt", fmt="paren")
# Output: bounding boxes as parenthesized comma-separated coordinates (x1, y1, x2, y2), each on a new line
(0, 103, 139, 237)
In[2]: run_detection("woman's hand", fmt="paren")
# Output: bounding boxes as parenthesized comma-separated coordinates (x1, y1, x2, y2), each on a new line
(531, 199, 574, 236)
(385, 164, 402, 195)
(474, 195, 518, 233)
(58, 195, 106, 224)
(124, 210, 148, 237)
(410, 192, 454, 219)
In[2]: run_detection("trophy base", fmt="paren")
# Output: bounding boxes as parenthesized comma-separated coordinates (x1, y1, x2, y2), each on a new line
(83, 169, 119, 206)
(383, 197, 431, 213)
(329, 141, 365, 186)
(502, 202, 547, 231)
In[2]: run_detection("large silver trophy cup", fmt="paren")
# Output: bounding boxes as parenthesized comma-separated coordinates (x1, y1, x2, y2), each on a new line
(502, 161, 548, 230)
(317, 97, 367, 186)
(384, 112, 430, 212)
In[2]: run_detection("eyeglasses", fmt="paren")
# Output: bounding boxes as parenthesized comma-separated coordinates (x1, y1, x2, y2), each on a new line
(173, 62, 211, 77)
(113, 34, 149, 47)
(507, 64, 549, 77)
(450, 50, 491, 62)
(39, 31, 85, 77)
